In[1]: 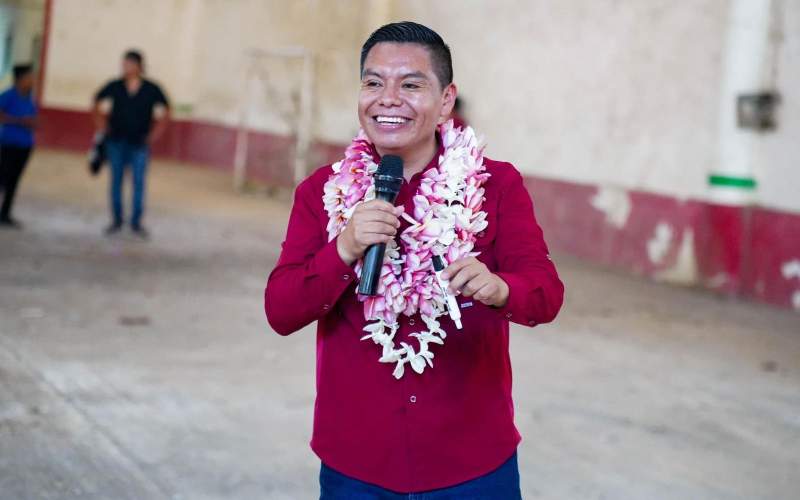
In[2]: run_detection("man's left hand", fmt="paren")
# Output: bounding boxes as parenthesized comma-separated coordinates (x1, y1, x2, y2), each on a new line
(441, 257, 509, 308)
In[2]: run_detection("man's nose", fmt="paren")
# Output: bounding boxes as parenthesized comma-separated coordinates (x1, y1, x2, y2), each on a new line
(378, 84, 401, 107)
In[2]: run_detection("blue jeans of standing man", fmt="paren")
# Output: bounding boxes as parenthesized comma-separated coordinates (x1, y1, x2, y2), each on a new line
(320, 452, 522, 499)
(106, 140, 149, 227)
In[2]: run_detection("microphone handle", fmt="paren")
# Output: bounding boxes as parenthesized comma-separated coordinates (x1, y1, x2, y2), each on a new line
(357, 191, 398, 296)
(358, 240, 386, 296)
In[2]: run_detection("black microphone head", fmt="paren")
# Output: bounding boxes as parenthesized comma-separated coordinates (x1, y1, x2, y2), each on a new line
(376, 155, 403, 179)
(374, 155, 404, 201)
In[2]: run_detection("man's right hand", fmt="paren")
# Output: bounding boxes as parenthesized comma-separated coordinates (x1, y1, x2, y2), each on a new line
(337, 199, 403, 265)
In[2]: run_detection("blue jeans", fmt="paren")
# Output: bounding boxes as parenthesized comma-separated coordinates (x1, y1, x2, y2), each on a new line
(106, 140, 149, 227)
(320, 453, 522, 499)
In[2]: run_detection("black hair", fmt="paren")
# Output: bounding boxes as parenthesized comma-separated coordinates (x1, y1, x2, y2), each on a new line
(360, 21, 453, 88)
(12, 64, 33, 81)
(123, 49, 144, 66)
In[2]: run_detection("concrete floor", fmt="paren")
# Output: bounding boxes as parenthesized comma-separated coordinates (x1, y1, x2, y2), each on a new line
(1, 149, 798, 500)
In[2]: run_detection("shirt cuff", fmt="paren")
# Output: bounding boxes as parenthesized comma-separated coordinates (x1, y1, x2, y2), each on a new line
(494, 272, 538, 327)
(314, 237, 357, 311)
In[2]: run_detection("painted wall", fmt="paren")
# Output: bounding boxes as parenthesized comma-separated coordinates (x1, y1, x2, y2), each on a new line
(392, 1, 727, 200)
(185, 0, 369, 142)
(42, 0, 372, 144)
(388, 0, 799, 309)
(758, 0, 800, 213)
(40, 0, 800, 212)
(393, 0, 798, 213)
(45, 0, 192, 110)
(0, 0, 45, 87)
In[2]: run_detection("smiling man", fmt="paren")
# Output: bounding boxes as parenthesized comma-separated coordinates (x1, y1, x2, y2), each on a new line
(265, 22, 563, 498)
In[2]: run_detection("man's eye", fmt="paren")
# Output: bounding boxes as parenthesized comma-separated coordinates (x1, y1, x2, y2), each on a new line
(363, 80, 381, 88)
(403, 83, 420, 89)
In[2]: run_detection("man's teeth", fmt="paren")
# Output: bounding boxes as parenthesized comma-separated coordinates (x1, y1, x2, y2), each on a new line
(376, 116, 408, 124)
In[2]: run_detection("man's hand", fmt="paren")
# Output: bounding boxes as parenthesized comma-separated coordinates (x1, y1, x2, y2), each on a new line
(147, 105, 170, 146)
(441, 257, 509, 307)
(337, 200, 404, 265)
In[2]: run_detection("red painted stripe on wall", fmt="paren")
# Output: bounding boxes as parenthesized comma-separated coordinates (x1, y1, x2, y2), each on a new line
(36, 107, 344, 188)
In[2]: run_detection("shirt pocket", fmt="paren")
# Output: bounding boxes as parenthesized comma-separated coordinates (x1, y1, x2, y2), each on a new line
(448, 296, 504, 353)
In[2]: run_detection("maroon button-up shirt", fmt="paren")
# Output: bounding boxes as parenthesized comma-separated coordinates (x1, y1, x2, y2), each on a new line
(265, 143, 564, 493)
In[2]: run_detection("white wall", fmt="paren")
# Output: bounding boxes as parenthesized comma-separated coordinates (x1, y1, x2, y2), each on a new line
(45, 0, 192, 109)
(43, 0, 370, 142)
(0, 0, 45, 88)
(758, 0, 800, 213)
(39, 0, 800, 212)
(392, 0, 729, 202)
(186, 0, 369, 141)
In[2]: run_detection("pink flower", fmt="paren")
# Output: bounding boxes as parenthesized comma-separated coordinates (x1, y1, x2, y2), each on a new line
(420, 300, 435, 317)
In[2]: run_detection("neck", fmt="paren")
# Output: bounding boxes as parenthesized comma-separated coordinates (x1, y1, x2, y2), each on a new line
(14, 85, 29, 95)
(377, 135, 438, 181)
(125, 75, 141, 83)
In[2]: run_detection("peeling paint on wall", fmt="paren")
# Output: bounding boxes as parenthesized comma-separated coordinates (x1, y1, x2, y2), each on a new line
(781, 260, 800, 280)
(590, 186, 631, 229)
(783, 260, 800, 310)
(655, 229, 698, 285)
(647, 222, 674, 265)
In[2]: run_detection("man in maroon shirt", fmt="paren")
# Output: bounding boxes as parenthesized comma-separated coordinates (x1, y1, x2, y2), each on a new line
(265, 22, 563, 498)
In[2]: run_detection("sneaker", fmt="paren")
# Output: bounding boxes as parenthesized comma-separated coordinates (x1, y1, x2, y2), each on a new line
(131, 225, 150, 240)
(0, 217, 22, 229)
(104, 222, 123, 236)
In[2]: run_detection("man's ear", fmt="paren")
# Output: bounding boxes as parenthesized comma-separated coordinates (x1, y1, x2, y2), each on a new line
(438, 83, 457, 124)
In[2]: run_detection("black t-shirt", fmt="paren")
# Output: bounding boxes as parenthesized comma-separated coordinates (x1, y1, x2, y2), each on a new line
(95, 78, 169, 144)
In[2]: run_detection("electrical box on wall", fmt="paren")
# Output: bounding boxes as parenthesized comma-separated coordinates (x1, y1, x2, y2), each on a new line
(737, 92, 780, 131)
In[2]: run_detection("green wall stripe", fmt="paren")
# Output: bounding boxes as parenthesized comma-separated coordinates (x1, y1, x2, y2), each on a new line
(708, 174, 757, 189)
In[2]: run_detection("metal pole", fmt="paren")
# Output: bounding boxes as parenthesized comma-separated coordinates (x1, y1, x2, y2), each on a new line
(294, 51, 314, 185)
(233, 59, 253, 192)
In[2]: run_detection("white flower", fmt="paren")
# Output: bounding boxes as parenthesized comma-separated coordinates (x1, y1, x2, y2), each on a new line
(392, 358, 407, 379)
(410, 331, 444, 346)
(421, 314, 447, 339)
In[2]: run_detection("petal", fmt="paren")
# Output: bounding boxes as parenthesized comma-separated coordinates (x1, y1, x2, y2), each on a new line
(410, 355, 426, 374)
(392, 361, 405, 379)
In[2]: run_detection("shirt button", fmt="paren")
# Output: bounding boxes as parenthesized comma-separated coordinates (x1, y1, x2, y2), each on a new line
(408, 319, 416, 326)
(505, 312, 512, 319)
(528, 320, 537, 326)
(342, 274, 350, 280)
(322, 304, 330, 311)
(409, 395, 417, 403)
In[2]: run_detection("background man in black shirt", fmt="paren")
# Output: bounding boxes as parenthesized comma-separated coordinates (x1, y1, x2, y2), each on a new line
(92, 50, 170, 238)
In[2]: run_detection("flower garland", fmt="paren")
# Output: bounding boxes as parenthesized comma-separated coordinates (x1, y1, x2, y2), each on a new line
(323, 120, 490, 379)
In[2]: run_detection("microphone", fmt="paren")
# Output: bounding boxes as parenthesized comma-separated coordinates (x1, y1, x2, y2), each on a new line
(357, 155, 404, 296)
(432, 255, 463, 329)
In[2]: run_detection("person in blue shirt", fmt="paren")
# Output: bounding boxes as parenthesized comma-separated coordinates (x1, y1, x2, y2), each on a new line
(0, 64, 37, 228)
